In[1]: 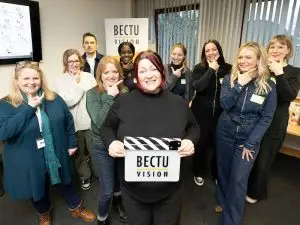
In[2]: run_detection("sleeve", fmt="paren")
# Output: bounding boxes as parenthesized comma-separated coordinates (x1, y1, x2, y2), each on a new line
(163, 65, 180, 91)
(244, 84, 277, 151)
(184, 108, 200, 145)
(99, 98, 121, 148)
(86, 90, 115, 130)
(0, 102, 36, 141)
(53, 77, 85, 108)
(275, 67, 300, 102)
(219, 75, 244, 111)
(57, 96, 77, 149)
(192, 65, 216, 92)
(185, 69, 194, 101)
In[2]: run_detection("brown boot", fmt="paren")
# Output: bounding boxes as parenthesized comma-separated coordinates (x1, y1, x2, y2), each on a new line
(70, 202, 96, 223)
(39, 210, 51, 225)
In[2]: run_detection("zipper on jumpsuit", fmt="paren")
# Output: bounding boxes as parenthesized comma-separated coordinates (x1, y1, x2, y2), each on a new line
(236, 86, 248, 133)
(212, 71, 218, 117)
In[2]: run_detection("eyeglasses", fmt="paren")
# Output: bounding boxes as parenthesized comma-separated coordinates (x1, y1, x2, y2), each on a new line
(15, 60, 39, 71)
(67, 60, 80, 64)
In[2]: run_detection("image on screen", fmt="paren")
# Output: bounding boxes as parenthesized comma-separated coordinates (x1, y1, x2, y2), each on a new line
(0, 2, 33, 59)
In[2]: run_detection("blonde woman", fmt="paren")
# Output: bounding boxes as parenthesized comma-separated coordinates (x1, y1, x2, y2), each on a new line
(215, 42, 277, 225)
(248, 35, 300, 203)
(54, 49, 97, 191)
(0, 61, 95, 224)
(86, 56, 128, 224)
(163, 43, 193, 102)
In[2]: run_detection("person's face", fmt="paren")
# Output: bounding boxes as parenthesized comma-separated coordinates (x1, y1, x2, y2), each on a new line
(67, 54, 80, 74)
(120, 45, 134, 64)
(101, 63, 120, 88)
(171, 47, 185, 65)
(138, 58, 162, 94)
(237, 48, 258, 73)
(268, 41, 290, 62)
(16, 68, 41, 96)
(205, 43, 220, 62)
(83, 36, 98, 55)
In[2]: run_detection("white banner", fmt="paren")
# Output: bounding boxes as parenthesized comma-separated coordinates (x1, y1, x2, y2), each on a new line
(104, 18, 149, 56)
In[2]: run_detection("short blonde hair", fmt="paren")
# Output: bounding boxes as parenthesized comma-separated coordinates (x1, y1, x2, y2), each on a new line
(7, 61, 56, 107)
(95, 56, 126, 94)
(267, 34, 293, 59)
(62, 49, 84, 73)
(231, 42, 271, 95)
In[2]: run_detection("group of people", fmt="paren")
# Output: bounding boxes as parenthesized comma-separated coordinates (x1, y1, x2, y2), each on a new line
(0, 32, 299, 225)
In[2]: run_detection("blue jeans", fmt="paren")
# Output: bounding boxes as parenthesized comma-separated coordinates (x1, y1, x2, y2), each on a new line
(216, 117, 258, 225)
(31, 175, 81, 214)
(92, 136, 120, 218)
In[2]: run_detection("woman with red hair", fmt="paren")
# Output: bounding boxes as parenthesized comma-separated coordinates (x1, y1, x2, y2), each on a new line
(99, 50, 200, 225)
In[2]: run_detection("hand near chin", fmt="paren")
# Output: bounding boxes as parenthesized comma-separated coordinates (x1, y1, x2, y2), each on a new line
(171, 66, 184, 78)
(28, 93, 44, 108)
(123, 61, 134, 70)
(237, 68, 256, 86)
(207, 56, 220, 71)
(106, 80, 123, 97)
(268, 58, 284, 76)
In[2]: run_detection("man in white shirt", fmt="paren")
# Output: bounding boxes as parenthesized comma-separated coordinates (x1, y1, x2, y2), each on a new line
(82, 32, 104, 78)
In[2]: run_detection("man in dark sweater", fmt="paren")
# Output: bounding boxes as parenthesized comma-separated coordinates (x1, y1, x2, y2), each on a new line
(81, 32, 104, 78)
(100, 50, 200, 225)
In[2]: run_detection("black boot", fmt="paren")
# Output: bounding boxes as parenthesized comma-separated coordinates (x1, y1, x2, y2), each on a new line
(112, 195, 128, 223)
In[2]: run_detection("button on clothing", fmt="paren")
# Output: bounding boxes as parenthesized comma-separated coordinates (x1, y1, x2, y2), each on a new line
(216, 75, 277, 225)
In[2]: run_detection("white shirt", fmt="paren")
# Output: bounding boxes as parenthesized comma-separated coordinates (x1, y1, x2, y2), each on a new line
(86, 57, 96, 76)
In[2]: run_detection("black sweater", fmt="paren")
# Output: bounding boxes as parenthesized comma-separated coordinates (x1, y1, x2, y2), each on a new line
(191, 63, 232, 118)
(100, 89, 200, 203)
(266, 64, 300, 135)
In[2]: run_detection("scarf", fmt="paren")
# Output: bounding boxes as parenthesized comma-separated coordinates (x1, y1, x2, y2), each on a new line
(23, 89, 62, 185)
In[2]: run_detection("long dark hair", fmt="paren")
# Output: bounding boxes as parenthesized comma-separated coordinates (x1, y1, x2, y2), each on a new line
(200, 39, 226, 68)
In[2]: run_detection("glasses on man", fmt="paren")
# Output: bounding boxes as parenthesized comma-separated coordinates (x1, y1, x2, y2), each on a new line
(67, 60, 80, 64)
(15, 60, 39, 71)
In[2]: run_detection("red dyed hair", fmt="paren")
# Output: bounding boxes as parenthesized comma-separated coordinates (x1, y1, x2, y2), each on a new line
(133, 50, 165, 91)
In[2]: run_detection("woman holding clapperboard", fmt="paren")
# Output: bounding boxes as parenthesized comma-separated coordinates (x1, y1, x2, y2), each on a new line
(100, 50, 200, 225)
(86, 56, 129, 225)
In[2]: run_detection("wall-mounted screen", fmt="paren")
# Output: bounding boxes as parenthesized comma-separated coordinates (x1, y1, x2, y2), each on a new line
(0, 0, 42, 65)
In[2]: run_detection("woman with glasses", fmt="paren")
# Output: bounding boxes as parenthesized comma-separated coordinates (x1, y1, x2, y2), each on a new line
(0, 61, 96, 225)
(54, 49, 97, 191)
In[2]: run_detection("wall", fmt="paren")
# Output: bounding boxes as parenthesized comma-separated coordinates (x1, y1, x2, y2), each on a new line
(0, 0, 132, 98)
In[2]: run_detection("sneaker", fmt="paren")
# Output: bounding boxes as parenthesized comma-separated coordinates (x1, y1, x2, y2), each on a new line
(97, 217, 111, 225)
(194, 176, 204, 186)
(246, 195, 258, 204)
(81, 179, 91, 191)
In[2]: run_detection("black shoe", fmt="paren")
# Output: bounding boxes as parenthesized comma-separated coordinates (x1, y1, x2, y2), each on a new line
(112, 196, 128, 223)
(80, 179, 91, 191)
(97, 217, 111, 225)
(0, 189, 4, 197)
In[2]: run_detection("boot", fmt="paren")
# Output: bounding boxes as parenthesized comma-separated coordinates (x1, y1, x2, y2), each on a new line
(70, 202, 96, 223)
(39, 210, 51, 225)
(97, 217, 111, 225)
(112, 195, 128, 223)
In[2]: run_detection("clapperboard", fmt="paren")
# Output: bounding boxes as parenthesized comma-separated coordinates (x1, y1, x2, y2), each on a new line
(124, 136, 181, 182)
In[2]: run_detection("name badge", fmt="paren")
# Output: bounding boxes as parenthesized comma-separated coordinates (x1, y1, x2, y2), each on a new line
(181, 79, 186, 84)
(219, 78, 224, 84)
(250, 94, 265, 105)
(36, 138, 45, 149)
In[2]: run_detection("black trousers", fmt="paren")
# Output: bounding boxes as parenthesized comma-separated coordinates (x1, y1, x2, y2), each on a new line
(192, 114, 218, 180)
(0, 159, 4, 196)
(248, 116, 288, 200)
(122, 188, 182, 225)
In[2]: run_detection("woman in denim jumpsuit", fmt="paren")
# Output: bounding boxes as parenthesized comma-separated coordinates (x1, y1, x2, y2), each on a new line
(216, 42, 277, 225)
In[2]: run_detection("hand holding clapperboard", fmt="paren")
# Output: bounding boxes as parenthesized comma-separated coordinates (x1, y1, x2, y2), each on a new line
(124, 137, 182, 182)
